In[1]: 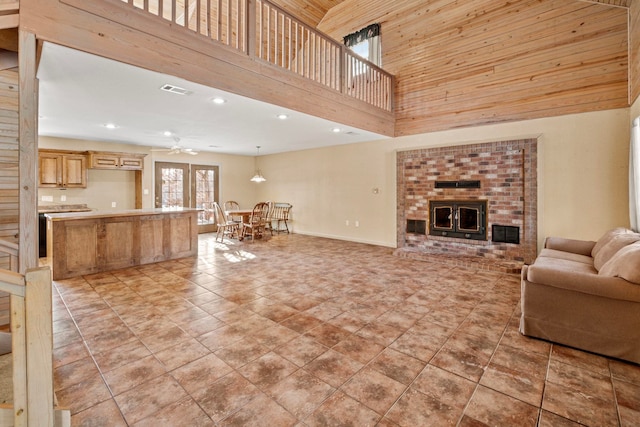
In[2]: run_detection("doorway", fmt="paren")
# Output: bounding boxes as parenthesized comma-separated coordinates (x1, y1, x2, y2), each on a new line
(154, 162, 219, 233)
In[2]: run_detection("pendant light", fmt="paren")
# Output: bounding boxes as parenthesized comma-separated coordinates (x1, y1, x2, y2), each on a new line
(250, 146, 266, 183)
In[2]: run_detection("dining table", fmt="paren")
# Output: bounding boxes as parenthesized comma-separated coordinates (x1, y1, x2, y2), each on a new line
(225, 209, 253, 224)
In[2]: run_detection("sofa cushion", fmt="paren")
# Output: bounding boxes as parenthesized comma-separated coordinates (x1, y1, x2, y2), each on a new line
(525, 258, 640, 303)
(592, 227, 635, 258)
(593, 233, 640, 271)
(538, 248, 594, 265)
(599, 242, 640, 285)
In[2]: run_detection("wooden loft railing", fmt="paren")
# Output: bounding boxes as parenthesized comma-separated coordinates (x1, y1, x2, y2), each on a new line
(119, 0, 394, 111)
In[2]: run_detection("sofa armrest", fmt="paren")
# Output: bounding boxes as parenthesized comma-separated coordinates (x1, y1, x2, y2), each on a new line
(544, 237, 596, 257)
(525, 264, 640, 303)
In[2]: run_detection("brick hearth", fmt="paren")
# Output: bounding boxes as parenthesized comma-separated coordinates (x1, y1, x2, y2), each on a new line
(395, 139, 537, 272)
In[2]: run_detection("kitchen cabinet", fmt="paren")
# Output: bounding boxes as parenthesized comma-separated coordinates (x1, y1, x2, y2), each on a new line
(45, 208, 198, 280)
(38, 150, 87, 188)
(88, 151, 145, 170)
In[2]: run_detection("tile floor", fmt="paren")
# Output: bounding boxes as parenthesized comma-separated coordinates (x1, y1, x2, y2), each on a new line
(52, 233, 640, 426)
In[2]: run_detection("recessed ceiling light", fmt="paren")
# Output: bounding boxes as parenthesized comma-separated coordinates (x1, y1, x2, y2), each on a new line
(163, 131, 173, 137)
(212, 97, 227, 104)
(277, 114, 289, 120)
(104, 123, 118, 129)
(331, 127, 341, 133)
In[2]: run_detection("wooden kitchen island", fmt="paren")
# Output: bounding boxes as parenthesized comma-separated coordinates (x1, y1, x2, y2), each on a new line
(45, 208, 199, 280)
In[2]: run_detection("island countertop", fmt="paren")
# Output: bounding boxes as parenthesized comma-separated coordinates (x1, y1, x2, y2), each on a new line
(44, 207, 201, 221)
(45, 208, 199, 280)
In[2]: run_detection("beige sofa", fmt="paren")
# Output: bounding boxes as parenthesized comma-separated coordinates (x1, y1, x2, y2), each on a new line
(520, 227, 640, 364)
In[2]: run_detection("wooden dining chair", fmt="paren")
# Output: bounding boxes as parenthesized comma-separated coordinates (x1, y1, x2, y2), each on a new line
(240, 202, 269, 241)
(224, 200, 242, 224)
(213, 202, 239, 242)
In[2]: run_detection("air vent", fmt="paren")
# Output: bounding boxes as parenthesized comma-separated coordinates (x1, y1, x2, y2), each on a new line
(160, 84, 192, 95)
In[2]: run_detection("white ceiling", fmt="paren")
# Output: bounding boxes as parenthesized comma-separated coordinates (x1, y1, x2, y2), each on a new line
(36, 42, 389, 156)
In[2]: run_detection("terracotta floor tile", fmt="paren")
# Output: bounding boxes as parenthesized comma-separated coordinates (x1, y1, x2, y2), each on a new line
(171, 353, 233, 394)
(537, 410, 583, 427)
(53, 356, 101, 391)
(274, 334, 328, 367)
(304, 322, 352, 347)
(192, 371, 262, 422)
(154, 337, 211, 370)
(280, 313, 324, 334)
(479, 362, 545, 407)
(333, 333, 385, 364)
(341, 367, 406, 415)
(103, 354, 167, 396)
(237, 351, 298, 389)
(220, 392, 297, 427)
(132, 396, 215, 427)
(114, 374, 188, 425)
(464, 385, 538, 427)
(542, 381, 619, 426)
(385, 387, 463, 427)
(546, 359, 614, 400)
(214, 337, 270, 369)
(611, 359, 640, 386)
(70, 398, 128, 427)
(412, 364, 476, 410)
(303, 348, 363, 388)
(355, 321, 404, 346)
(55, 374, 112, 415)
(369, 347, 426, 385)
(92, 339, 151, 373)
(50, 234, 640, 426)
(53, 341, 90, 369)
(305, 391, 380, 427)
(268, 369, 335, 419)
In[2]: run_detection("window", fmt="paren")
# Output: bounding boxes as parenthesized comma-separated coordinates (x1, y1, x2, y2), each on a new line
(343, 23, 381, 67)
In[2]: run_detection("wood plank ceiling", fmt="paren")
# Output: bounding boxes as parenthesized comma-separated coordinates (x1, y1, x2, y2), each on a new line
(307, 0, 631, 135)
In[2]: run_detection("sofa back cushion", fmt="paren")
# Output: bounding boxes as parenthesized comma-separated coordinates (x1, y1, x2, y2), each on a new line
(593, 233, 640, 271)
(592, 227, 635, 258)
(599, 241, 640, 284)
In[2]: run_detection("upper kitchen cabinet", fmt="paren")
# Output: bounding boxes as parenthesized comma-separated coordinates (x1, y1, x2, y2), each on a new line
(88, 151, 146, 170)
(39, 150, 88, 188)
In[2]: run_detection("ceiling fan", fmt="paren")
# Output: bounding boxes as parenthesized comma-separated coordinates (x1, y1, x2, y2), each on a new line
(150, 137, 198, 155)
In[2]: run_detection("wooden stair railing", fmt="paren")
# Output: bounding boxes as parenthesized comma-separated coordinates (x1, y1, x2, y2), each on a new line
(0, 239, 70, 427)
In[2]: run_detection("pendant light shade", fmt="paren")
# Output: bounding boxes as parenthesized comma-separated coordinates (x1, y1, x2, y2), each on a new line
(250, 146, 266, 183)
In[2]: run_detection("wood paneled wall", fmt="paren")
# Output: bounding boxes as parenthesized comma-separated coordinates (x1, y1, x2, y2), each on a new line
(0, 67, 18, 325)
(318, 0, 629, 135)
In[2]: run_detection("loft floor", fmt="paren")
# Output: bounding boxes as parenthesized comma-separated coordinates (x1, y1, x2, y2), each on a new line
(51, 234, 640, 426)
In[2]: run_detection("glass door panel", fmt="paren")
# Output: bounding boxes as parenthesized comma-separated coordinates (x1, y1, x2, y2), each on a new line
(191, 164, 219, 233)
(154, 162, 190, 208)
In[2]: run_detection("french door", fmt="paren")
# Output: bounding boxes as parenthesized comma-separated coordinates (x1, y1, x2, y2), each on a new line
(154, 162, 219, 233)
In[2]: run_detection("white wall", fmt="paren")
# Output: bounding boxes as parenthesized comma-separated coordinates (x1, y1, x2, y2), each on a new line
(257, 108, 631, 250)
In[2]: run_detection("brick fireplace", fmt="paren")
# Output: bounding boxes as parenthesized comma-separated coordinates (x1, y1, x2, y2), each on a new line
(394, 139, 537, 273)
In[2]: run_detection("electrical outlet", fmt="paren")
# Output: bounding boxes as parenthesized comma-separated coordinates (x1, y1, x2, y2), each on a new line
(143, 189, 149, 195)
(41, 195, 53, 202)
(60, 195, 66, 202)
(111, 202, 117, 208)
(345, 220, 349, 226)
(355, 220, 359, 227)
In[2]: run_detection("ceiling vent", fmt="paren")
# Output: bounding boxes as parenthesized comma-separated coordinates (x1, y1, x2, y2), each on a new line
(160, 84, 192, 95)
